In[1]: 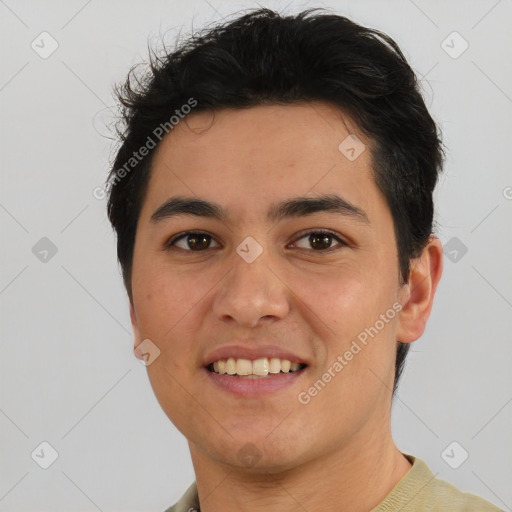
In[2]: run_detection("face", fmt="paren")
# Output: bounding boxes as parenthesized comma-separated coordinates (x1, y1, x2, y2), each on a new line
(130, 102, 411, 472)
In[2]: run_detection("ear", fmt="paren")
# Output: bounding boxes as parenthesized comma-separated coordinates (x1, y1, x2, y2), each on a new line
(130, 300, 143, 352)
(396, 236, 443, 343)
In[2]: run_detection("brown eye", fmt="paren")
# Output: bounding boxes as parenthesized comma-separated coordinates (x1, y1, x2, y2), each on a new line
(167, 232, 221, 251)
(293, 230, 345, 251)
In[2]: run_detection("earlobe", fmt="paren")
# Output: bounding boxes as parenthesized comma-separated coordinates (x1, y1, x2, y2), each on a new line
(130, 301, 142, 351)
(396, 236, 443, 344)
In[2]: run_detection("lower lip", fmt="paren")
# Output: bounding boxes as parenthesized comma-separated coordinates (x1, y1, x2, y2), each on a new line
(204, 368, 307, 397)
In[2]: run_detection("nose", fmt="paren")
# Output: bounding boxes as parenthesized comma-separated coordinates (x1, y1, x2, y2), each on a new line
(212, 245, 290, 329)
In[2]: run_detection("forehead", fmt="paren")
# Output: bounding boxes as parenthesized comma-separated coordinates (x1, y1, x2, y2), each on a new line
(140, 102, 384, 226)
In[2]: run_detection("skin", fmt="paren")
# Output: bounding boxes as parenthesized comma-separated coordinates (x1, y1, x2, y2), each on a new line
(129, 102, 443, 512)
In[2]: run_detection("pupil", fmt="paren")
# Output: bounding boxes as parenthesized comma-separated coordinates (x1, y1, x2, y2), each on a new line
(189, 234, 210, 250)
(310, 234, 331, 250)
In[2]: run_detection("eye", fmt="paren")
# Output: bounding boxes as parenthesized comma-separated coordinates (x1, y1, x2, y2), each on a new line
(291, 229, 346, 251)
(164, 229, 347, 253)
(165, 231, 221, 251)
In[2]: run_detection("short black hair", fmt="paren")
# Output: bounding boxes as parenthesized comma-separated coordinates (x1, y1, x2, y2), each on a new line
(106, 7, 444, 393)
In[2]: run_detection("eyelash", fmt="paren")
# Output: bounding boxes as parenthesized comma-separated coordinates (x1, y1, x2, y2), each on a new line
(164, 229, 347, 253)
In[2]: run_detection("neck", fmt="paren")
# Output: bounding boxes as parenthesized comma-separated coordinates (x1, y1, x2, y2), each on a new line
(189, 422, 412, 512)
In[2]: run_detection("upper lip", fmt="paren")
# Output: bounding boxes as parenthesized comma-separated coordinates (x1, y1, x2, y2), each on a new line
(204, 344, 308, 367)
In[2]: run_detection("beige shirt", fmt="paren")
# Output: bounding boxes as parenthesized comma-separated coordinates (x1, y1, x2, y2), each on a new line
(164, 454, 502, 511)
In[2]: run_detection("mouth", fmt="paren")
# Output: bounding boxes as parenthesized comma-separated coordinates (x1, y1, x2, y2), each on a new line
(204, 356, 308, 397)
(207, 357, 307, 378)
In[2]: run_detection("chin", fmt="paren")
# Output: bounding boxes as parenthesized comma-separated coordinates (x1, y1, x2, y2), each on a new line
(201, 429, 310, 474)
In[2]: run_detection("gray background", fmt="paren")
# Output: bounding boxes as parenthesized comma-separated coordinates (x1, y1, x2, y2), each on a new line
(1, 0, 511, 510)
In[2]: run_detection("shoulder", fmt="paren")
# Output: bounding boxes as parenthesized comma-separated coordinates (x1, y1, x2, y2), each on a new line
(423, 475, 503, 511)
(373, 455, 503, 512)
(163, 482, 199, 512)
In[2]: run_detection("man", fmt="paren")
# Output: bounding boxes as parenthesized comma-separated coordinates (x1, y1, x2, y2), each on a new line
(106, 8, 501, 511)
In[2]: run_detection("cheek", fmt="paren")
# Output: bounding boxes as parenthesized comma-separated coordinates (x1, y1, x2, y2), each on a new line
(131, 265, 198, 379)
(288, 259, 399, 384)
(133, 264, 211, 432)
(132, 257, 205, 335)
(287, 260, 391, 338)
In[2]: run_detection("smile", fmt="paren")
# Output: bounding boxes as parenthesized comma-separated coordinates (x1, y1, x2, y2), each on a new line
(208, 357, 307, 377)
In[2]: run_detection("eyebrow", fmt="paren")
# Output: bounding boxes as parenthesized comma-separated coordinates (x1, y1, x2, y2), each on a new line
(150, 194, 370, 225)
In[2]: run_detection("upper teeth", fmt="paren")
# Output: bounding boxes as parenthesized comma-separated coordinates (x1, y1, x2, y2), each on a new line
(211, 358, 303, 376)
